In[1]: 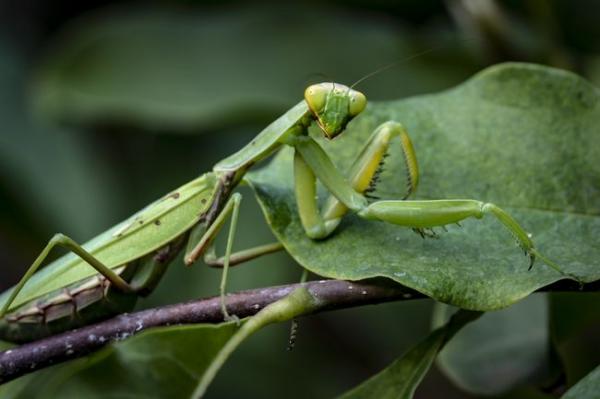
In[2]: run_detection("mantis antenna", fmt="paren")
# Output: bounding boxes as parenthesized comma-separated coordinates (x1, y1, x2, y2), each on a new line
(350, 37, 478, 89)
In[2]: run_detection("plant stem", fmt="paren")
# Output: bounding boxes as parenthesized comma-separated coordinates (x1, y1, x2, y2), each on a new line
(0, 277, 596, 384)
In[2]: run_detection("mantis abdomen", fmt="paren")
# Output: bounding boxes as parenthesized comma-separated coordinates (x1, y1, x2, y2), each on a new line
(0, 234, 188, 343)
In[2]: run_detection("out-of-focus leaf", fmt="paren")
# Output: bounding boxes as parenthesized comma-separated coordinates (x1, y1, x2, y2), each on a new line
(338, 310, 481, 399)
(550, 292, 600, 388)
(433, 295, 553, 395)
(246, 62, 600, 310)
(0, 41, 119, 239)
(550, 293, 600, 345)
(0, 322, 239, 398)
(561, 365, 600, 399)
(33, 4, 476, 131)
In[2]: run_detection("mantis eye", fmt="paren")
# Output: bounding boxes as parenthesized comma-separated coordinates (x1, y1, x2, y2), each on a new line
(348, 91, 367, 117)
(304, 84, 328, 113)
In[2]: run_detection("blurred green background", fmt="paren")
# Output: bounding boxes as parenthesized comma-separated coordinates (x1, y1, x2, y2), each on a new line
(0, 0, 598, 397)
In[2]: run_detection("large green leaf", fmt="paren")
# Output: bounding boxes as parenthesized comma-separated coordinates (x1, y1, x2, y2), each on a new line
(32, 4, 475, 131)
(338, 310, 481, 399)
(247, 63, 600, 310)
(0, 322, 239, 398)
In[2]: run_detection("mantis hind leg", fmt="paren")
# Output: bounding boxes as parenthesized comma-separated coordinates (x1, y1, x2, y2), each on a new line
(0, 234, 136, 317)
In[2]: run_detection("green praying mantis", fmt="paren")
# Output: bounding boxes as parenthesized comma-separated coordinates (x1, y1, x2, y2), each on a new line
(0, 82, 557, 344)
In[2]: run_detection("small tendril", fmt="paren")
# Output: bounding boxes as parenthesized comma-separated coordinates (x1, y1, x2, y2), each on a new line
(287, 319, 299, 351)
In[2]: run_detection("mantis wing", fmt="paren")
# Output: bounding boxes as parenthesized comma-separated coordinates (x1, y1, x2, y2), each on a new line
(0, 173, 218, 311)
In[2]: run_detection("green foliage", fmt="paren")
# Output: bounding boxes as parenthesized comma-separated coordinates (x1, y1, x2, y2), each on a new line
(0, 42, 120, 239)
(433, 295, 554, 395)
(561, 365, 600, 399)
(338, 310, 481, 399)
(31, 4, 475, 131)
(247, 63, 600, 310)
(0, 323, 239, 398)
(1, 1, 599, 397)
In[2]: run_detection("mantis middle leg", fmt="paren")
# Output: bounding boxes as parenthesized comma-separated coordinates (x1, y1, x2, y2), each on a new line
(184, 193, 244, 321)
(185, 193, 287, 321)
(202, 242, 284, 268)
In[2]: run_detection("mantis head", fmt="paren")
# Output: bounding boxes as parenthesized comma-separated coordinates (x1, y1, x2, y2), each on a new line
(304, 83, 367, 139)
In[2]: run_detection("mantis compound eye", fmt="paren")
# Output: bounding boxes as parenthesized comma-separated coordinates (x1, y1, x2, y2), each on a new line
(304, 84, 328, 113)
(348, 91, 367, 117)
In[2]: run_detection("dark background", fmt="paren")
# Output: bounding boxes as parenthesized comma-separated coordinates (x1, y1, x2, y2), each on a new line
(0, 1, 598, 397)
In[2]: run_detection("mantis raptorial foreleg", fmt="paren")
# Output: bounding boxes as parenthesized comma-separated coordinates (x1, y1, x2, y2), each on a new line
(294, 150, 336, 239)
(321, 121, 419, 228)
(293, 120, 419, 239)
(0, 234, 137, 317)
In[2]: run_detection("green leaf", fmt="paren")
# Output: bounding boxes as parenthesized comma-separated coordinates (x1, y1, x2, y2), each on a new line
(550, 292, 600, 345)
(0, 323, 239, 398)
(247, 62, 600, 310)
(550, 292, 600, 390)
(338, 310, 481, 399)
(434, 294, 554, 395)
(561, 365, 600, 399)
(0, 40, 120, 239)
(32, 4, 475, 131)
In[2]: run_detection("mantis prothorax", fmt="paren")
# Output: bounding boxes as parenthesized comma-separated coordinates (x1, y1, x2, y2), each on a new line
(0, 83, 551, 343)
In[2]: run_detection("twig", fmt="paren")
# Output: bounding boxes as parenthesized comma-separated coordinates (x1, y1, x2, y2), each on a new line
(0, 278, 596, 384)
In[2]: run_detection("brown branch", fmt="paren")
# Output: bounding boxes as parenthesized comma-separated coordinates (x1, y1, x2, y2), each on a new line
(0, 278, 596, 384)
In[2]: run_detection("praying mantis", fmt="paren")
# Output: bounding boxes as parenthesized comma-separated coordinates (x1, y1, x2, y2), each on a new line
(0, 82, 552, 344)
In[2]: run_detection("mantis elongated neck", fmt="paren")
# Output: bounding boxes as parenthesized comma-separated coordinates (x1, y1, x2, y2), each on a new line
(213, 101, 312, 183)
